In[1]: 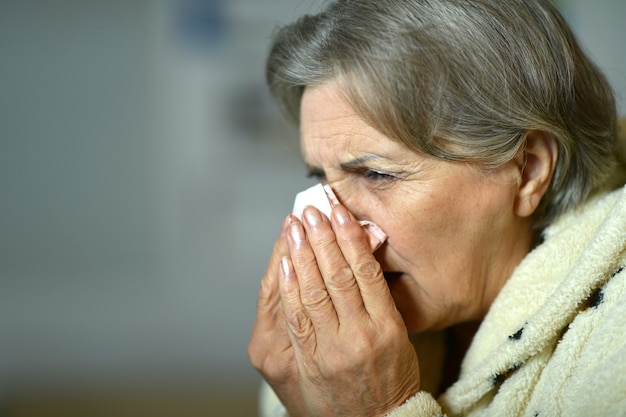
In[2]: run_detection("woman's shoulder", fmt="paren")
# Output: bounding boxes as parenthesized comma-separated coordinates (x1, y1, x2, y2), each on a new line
(552, 261, 626, 415)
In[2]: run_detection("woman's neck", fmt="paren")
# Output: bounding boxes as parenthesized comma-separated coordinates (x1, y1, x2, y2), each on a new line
(438, 321, 481, 394)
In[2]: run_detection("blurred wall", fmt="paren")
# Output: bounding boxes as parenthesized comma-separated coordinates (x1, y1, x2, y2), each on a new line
(564, 0, 626, 114)
(0, 0, 624, 413)
(0, 0, 322, 406)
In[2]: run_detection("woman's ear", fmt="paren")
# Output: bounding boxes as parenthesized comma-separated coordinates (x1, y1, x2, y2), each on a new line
(514, 130, 559, 218)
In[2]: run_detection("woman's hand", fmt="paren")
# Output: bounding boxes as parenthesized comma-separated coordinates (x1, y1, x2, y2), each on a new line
(250, 204, 421, 416)
(248, 215, 310, 416)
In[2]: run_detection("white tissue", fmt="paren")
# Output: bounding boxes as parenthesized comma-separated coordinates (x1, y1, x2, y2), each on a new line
(292, 183, 334, 220)
(291, 183, 388, 251)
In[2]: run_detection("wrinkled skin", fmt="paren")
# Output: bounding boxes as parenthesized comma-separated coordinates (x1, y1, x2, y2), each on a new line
(249, 209, 420, 416)
(248, 83, 547, 416)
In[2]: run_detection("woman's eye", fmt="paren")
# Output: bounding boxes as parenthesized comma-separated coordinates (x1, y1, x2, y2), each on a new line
(306, 168, 326, 181)
(363, 169, 396, 181)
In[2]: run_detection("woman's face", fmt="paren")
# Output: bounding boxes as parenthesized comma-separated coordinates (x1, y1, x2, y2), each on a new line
(300, 84, 533, 332)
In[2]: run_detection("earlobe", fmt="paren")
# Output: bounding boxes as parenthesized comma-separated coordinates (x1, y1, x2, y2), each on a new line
(514, 130, 559, 218)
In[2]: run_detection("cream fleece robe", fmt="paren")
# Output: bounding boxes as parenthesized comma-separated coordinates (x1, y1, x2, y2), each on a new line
(259, 185, 626, 417)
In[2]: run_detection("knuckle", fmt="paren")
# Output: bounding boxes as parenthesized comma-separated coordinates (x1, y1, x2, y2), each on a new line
(326, 265, 354, 288)
(247, 329, 274, 367)
(351, 330, 376, 358)
(286, 308, 314, 342)
(257, 282, 281, 315)
(263, 357, 295, 383)
(353, 258, 382, 279)
(300, 287, 330, 310)
(248, 343, 285, 379)
(376, 320, 405, 344)
(258, 275, 274, 300)
(247, 344, 262, 369)
(310, 227, 337, 248)
(292, 248, 317, 270)
(318, 337, 372, 377)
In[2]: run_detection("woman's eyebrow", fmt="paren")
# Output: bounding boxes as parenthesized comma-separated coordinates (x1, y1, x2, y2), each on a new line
(339, 155, 384, 170)
(305, 155, 388, 176)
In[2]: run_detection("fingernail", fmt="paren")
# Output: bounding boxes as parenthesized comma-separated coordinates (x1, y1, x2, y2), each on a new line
(289, 222, 305, 244)
(332, 204, 352, 225)
(360, 221, 388, 251)
(280, 256, 292, 277)
(303, 206, 322, 227)
(282, 214, 293, 232)
(322, 184, 340, 207)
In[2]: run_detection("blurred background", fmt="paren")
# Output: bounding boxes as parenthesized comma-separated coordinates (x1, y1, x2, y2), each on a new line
(0, 1, 624, 416)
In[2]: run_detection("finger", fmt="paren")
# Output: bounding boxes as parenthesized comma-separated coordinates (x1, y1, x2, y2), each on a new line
(249, 215, 295, 371)
(278, 255, 317, 358)
(330, 204, 397, 319)
(251, 215, 295, 351)
(255, 215, 293, 320)
(287, 217, 339, 329)
(301, 206, 368, 324)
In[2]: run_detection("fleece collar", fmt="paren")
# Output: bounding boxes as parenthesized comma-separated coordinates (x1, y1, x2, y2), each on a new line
(441, 186, 626, 415)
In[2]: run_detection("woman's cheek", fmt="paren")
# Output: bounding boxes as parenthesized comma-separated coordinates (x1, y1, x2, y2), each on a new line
(336, 186, 374, 219)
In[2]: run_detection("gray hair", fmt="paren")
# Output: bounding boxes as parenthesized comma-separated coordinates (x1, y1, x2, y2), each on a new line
(266, 0, 618, 229)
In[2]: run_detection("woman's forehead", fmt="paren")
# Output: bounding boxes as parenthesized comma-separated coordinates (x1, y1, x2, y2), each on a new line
(301, 86, 397, 152)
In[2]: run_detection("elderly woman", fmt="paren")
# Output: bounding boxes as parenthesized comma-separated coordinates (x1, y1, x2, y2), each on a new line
(248, 0, 626, 415)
